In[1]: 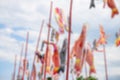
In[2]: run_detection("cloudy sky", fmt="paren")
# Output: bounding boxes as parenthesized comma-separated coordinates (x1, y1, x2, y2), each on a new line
(0, 0, 120, 80)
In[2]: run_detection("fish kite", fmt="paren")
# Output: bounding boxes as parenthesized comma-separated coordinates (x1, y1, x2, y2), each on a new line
(43, 41, 61, 75)
(59, 38, 68, 73)
(89, 0, 95, 9)
(71, 24, 87, 76)
(51, 43, 61, 75)
(54, 7, 70, 33)
(103, 0, 119, 18)
(97, 25, 108, 46)
(115, 30, 120, 47)
(51, 29, 55, 41)
(83, 42, 96, 75)
(92, 39, 104, 52)
(44, 45, 52, 74)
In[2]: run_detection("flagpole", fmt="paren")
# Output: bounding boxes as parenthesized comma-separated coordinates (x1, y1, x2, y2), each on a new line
(22, 32, 29, 80)
(17, 44, 24, 79)
(12, 55, 17, 80)
(85, 62, 87, 78)
(30, 20, 44, 80)
(84, 50, 87, 79)
(103, 45, 108, 80)
(36, 20, 44, 53)
(66, 0, 73, 80)
(44, 1, 53, 80)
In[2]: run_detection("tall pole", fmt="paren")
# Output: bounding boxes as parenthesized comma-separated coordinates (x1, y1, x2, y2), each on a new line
(66, 0, 73, 80)
(22, 32, 29, 80)
(30, 20, 44, 80)
(85, 62, 87, 78)
(44, 1, 53, 80)
(103, 45, 108, 80)
(17, 44, 24, 79)
(36, 20, 45, 52)
(84, 51, 87, 79)
(12, 55, 17, 80)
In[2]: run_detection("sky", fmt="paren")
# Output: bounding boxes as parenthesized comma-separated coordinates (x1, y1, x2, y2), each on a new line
(0, 0, 120, 80)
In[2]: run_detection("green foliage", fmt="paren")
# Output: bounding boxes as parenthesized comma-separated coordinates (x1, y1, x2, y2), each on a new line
(76, 76, 98, 80)
(86, 76, 98, 80)
(77, 76, 84, 80)
(47, 77, 52, 80)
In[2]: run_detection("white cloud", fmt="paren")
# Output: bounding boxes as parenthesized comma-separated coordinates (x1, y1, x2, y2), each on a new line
(0, 0, 120, 80)
(93, 45, 120, 79)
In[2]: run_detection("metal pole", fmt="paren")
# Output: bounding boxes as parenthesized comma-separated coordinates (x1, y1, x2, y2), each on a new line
(66, 0, 73, 80)
(30, 20, 44, 80)
(103, 45, 108, 80)
(44, 1, 53, 80)
(22, 32, 29, 80)
(17, 44, 24, 79)
(12, 55, 17, 80)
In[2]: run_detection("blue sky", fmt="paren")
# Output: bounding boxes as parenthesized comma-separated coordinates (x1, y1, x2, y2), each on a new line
(0, 0, 120, 80)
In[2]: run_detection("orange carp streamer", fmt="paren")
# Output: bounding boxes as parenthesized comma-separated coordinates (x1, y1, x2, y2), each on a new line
(107, 0, 119, 18)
